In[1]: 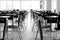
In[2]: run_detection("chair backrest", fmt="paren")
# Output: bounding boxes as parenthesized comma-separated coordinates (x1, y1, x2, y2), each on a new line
(0, 18, 6, 23)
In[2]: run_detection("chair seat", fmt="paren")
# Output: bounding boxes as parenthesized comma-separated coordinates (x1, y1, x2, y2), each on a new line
(7, 26, 18, 29)
(0, 18, 6, 23)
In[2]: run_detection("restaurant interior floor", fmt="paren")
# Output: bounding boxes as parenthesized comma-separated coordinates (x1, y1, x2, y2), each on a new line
(0, 11, 60, 40)
(0, 26, 60, 40)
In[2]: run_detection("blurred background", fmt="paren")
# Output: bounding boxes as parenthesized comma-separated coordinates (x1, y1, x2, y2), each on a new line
(0, 0, 60, 40)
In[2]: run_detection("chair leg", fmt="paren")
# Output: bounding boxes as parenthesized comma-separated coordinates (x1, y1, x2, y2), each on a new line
(35, 29, 39, 40)
(16, 29, 22, 40)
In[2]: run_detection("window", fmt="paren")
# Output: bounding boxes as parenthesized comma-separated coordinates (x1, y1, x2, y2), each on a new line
(13, 1, 20, 9)
(0, 1, 6, 10)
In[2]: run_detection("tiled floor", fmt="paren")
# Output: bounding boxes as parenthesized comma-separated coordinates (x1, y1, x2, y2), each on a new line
(0, 28, 60, 40)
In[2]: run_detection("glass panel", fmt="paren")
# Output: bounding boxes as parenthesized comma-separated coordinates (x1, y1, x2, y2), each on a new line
(7, 1, 13, 10)
(21, 1, 31, 10)
(0, 1, 6, 10)
(13, 1, 20, 9)
(31, 1, 40, 10)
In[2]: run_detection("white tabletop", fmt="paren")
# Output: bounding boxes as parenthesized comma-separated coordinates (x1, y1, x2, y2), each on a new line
(46, 16, 58, 18)
(0, 16, 10, 18)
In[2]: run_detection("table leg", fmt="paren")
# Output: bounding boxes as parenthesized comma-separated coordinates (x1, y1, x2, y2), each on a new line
(39, 20, 43, 40)
(2, 21, 6, 40)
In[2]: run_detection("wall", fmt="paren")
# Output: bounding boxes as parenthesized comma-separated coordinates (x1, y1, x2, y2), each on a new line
(47, 0, 51, 10)
(57, 0, 60, 13)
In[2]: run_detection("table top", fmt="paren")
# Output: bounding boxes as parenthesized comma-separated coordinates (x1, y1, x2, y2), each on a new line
(45, 16, 58, 18)
(0, 16, 10, 18)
